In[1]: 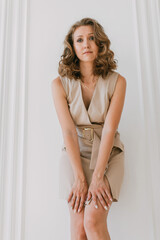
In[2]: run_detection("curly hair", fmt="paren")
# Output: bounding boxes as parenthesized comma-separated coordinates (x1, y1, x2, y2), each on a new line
(58, 17, 118, 80)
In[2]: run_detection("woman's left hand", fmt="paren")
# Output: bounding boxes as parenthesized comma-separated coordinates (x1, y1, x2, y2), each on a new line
(87, 175, 113, 210)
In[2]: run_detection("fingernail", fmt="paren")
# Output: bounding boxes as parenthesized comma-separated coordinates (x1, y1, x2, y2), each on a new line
(74, 209, 76, 213)
(104, 206, 108, 210)
(78, 209, 80, 213)
(71, 206, 73, 209)
(95, 205, 98, 209)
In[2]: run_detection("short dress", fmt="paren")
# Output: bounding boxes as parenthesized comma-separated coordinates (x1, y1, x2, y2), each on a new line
(58, 71, 125, 202)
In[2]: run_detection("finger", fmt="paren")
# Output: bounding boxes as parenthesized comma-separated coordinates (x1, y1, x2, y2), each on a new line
(97, 192, 108, 211)
(84, 196, 92, 206)
(71, 194, 76, 209)
(101, 190, 110, 209)
(67, 191, 73, 203)
(87, 191, 92, 201)
(104, 177, 113, 202)
(92, 194, 98, 209)
(84, 191, 92, 205)
(103, 189, 113, 208)
(74, 195, 80, 213)
(78, 196, 85, 213)
(104, 188, 113, 202)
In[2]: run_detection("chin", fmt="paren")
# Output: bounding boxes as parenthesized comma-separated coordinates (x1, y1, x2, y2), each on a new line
(81, 57, 96, 62)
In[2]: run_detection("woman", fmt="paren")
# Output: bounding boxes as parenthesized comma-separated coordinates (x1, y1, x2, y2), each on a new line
(51, 17, 126, 240)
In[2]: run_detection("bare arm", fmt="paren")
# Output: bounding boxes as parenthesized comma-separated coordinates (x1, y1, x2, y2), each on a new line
(92, 74, 127, 179)
(51, 77, 85, 181)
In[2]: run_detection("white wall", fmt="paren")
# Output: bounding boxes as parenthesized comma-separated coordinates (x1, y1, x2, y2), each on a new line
(1, 0, 159, 239)
(25, 0, 160, 239)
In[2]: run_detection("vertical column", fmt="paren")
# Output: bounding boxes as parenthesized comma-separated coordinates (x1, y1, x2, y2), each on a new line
(132, 0, 160, 239)
(0, 0, 28, 239)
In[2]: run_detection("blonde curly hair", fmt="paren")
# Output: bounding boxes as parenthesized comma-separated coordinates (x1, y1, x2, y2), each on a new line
(58, 17, 118, 80)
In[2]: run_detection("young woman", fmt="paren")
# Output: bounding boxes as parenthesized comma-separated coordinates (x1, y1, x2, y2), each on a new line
(51, 17, 126, 240)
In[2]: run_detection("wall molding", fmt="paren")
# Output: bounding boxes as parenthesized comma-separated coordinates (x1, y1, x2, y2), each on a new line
(0, 0, 28, 239)
(132, 0, 160, 239)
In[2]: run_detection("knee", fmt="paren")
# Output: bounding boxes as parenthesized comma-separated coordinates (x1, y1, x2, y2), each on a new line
(73, 220, 87, 239)
(84, 214, 99, 231)
(78, 230, 87, 240)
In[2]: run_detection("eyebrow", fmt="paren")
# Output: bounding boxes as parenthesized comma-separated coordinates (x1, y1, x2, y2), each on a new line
(76, 33, 94, 38)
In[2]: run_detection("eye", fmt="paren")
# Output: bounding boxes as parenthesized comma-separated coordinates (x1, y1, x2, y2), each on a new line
(77, 38, 82, 42)
(89, 36, 94, 40)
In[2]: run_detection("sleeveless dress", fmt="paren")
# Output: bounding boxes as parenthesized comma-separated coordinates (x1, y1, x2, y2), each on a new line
(58, 71, 125, 202)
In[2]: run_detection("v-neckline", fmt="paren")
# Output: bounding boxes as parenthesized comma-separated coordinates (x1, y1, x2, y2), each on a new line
(78, 75, 101, 113)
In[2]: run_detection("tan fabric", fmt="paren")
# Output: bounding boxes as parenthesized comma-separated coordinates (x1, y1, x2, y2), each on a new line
(58, 71, 125, 202)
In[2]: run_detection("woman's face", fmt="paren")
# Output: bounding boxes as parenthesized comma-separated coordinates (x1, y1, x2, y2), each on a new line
(73, 25, 99, 63)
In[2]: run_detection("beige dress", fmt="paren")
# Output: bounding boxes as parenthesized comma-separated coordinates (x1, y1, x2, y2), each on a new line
(59, 71, 125, 202)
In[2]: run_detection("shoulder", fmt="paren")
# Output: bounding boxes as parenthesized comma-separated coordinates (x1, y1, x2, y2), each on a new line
(116, 73, 127, 91)
(113, 73, 127, 98)
(51, 76, 66, 98)
(107, 71, 127, 99)
(117, 73, 127, 83)
(51, 76, 61, 87)
(111, 71, 127, 87)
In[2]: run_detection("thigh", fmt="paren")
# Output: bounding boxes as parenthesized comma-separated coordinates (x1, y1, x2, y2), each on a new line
(84, 167, 113, 223)
(84, 192, 112, 224)
(68, 201, 85, 225)
(68, 202, 88, 240)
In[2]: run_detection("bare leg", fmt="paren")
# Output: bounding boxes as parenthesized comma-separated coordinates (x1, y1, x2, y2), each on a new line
(83, 176, 112, 240)
(68, 202, 88, 240)
(84, 198, 112, 240)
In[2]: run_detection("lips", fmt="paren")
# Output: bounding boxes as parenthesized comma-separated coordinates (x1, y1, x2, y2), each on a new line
(83, 51, 92, 54)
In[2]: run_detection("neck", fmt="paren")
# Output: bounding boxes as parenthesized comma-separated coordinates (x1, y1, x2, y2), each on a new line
(80, 61, 95, 83)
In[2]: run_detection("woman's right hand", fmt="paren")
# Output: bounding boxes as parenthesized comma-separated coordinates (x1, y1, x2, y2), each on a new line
(67, 177, 88, 213)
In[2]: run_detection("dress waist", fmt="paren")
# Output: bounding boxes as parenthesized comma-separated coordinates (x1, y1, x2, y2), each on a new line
(75, 124, 124, 170)
(75, 124, 104, 169)
(62, 124, 124, 171)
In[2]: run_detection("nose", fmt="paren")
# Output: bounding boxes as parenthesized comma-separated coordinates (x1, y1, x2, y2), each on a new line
(83, 38, 90, 48)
